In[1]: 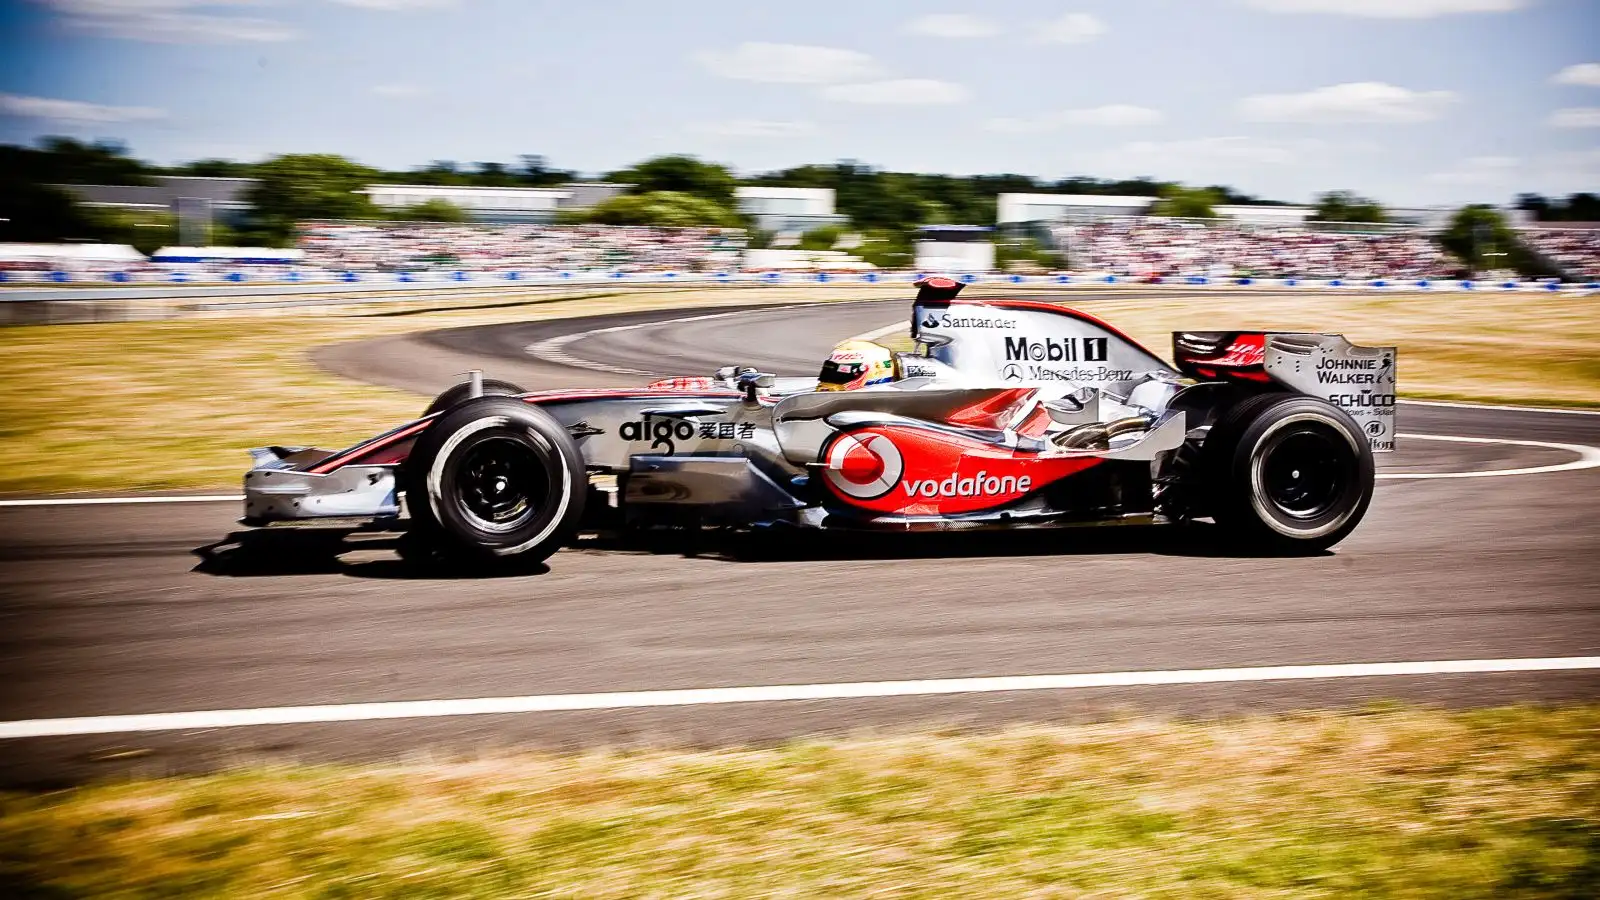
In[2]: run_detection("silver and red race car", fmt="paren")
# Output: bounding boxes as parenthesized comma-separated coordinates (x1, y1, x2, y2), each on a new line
(243, 278, 1397, 564)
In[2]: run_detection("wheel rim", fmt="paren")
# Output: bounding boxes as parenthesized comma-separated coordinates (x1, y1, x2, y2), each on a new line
(1258, 426, 1356, 520)
(452, 436, 549, 533)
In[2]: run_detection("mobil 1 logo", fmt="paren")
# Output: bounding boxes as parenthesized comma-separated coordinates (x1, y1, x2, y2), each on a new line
(1004, 336, 1109, 363)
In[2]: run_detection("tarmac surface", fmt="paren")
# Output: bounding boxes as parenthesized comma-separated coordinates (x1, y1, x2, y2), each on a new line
(2, 293, 1597, 784)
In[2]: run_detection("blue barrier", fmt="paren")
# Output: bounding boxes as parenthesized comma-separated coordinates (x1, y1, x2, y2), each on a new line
(11, 269, 1599, 294)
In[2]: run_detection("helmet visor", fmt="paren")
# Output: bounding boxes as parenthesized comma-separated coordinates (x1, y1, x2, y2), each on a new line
(818, 359, 869, 387)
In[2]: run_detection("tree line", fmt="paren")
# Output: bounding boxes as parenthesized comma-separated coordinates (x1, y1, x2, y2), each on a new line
(1, 137, 1592, 277)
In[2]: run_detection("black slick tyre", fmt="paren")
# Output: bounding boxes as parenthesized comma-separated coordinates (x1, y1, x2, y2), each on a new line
(1202, 393, 1374, 555)
(422, 379, 526, 417)
(404, 396, 585, 567)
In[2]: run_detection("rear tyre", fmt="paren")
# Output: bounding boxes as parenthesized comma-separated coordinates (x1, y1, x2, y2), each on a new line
(404, 396, 585, 567)
(1202, 393, 1374, 555)
(422, 378, 525, 417)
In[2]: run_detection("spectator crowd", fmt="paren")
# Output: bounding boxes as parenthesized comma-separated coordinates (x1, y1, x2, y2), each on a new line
(1519, 226, 1600, 280)
(1057, 219, 1460, 280)
(295, 222, 747, 274)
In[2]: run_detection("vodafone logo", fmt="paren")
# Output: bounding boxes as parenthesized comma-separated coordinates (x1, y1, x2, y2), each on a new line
(824, 433, 903, 500)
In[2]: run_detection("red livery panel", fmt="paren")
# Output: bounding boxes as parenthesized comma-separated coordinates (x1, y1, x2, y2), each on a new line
(822, 424, 1101, 517)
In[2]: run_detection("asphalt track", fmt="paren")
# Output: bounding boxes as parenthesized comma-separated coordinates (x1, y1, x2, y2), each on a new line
(3, 293, 1597, 784)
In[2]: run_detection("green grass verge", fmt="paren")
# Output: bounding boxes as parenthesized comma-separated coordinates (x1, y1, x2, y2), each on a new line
(3, 707, 1596, 898)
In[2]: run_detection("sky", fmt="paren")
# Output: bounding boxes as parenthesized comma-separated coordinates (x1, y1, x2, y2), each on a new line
(0, 0, 1596, 207)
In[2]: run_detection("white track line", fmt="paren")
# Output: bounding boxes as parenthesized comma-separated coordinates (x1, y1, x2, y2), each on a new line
(4, 656, 1595, 739)
(0, 494, 243, 508)
(526, 305, 818, 377)
(1401, 398, 1600, 416)
(1380, 433, 1600, 479)
(849, 321, 908, 342)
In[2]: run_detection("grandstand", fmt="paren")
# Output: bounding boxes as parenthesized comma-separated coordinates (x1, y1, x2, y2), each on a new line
(1057, 218, 1460, 279)
(1519, 224, 1600, 280)
(295, 222, 746, 274)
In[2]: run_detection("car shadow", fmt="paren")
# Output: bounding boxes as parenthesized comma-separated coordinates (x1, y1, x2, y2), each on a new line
(193, 522, 1324, 579)
(191, 529, 549, 580)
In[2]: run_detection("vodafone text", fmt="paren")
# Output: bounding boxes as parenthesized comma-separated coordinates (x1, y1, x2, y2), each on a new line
(901, 471, 1032, 499)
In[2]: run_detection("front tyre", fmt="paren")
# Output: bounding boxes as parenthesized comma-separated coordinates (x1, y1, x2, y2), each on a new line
(422, 378, 525, 417)
(404, 396, 586, 567)
(1203, 394, 1374, 555)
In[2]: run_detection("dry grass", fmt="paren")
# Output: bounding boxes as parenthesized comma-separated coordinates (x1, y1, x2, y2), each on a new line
(1051, 290, 1600, 407)
(0, 287, 889, 494)
(2, 707, 1596, 898)
(0, 287, 1594, 494)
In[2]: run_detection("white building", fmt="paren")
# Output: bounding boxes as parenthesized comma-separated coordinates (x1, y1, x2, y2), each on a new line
(914, 225, 995, 273)
(1214, 205, 1315, 227)
(735, 186, 846, 233)
(360, 183, 630, 223)
(996, 193, 1158, 225)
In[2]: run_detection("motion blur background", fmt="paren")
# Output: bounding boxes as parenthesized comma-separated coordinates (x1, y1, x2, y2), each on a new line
(1, 0, 1597, 283)
(3, 3, 1599, 897)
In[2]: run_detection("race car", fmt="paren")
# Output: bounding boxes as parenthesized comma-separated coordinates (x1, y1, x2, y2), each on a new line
(242, 277, 1396, 564)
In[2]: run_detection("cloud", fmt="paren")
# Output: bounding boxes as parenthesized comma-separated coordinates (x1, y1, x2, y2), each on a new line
(0, 92, 166, 123)
(986, 104, 1163, 133)
(820, 79, 970, 105)
(1549, 107, 1600, 128)
(40, 1, 296, 43)
(693, 42, 881, 84)
(905, 13, 1001, 38)
(1238, 81, 1458, 122)
(1034, 12, 1107, 44)
(1240, 0, 1524, 17)
(688, 119, 817, 138)
(1552, 63, 1600, 87)
(1120, 136, 1321, 166)
(1425, 155, 1520, 185)
(371, 83, 428, 99)
(331, 0, 455, 8)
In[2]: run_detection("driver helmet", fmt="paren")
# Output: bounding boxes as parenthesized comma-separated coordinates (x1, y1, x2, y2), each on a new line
(816, 340, 896, 392)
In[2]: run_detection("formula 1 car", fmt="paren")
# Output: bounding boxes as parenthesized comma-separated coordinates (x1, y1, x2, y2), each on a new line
(243, 278, 1396, 564)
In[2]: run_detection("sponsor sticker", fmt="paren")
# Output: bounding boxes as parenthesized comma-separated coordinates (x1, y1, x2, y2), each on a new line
(622, 416, 756, 453)
(921, 312, 1018, 330)
(1003, 336, 1109, 363)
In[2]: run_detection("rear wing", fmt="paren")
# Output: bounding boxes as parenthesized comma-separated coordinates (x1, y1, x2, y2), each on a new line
(1173, 332, 1397, 452)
